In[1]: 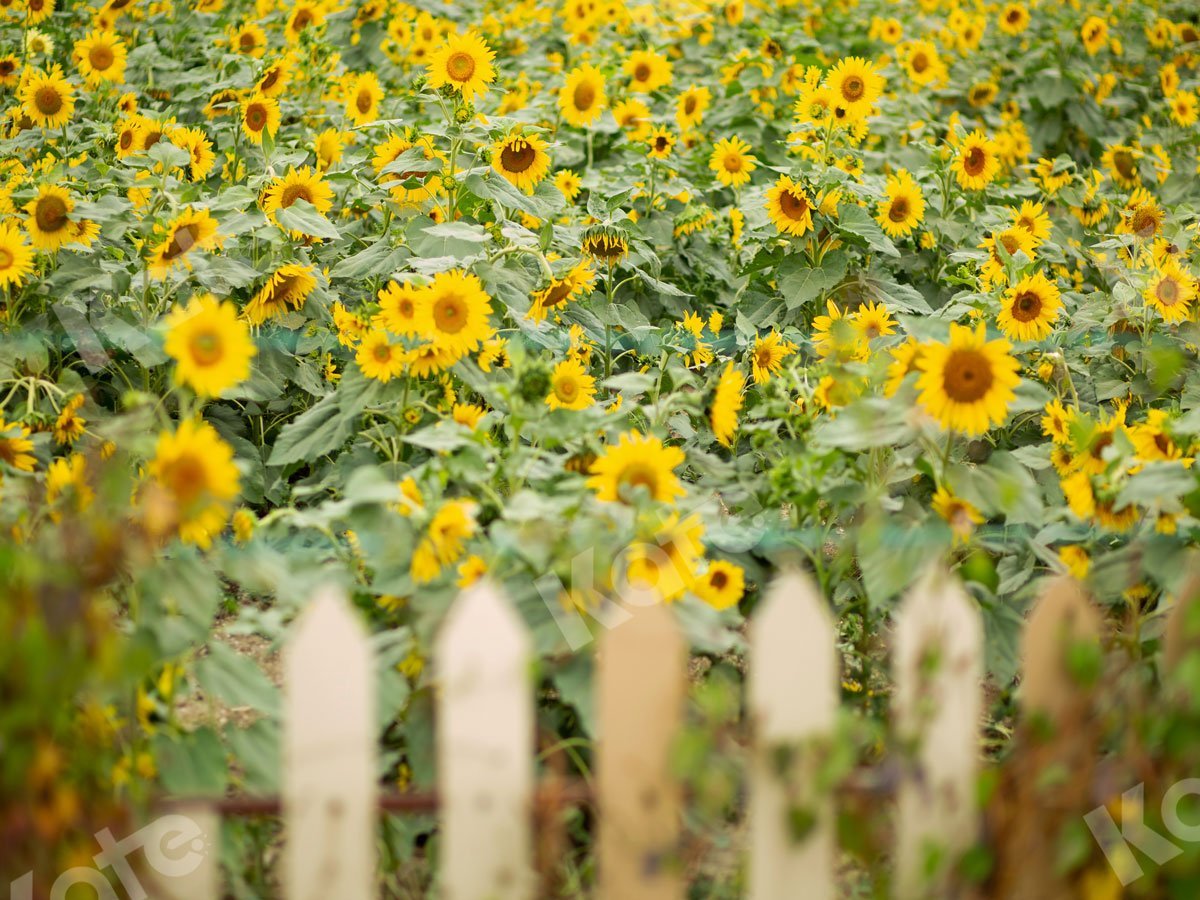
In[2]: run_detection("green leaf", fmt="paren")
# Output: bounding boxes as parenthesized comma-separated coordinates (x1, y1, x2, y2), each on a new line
(195, 641, 281, 717)
(780, 253, 848, 309)
(274, 199, 341, 240)
(836, 205, 900, 258)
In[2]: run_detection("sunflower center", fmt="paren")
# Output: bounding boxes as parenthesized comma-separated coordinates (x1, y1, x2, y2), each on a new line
(888, 197, 910, 222)
(556, 377, 578, 400)
(1012, 291, 1042, 322)
(653, 136, 669, 152)
(1113, 151, 1135, 179)
(1130, 207, 1159, 238)
(0, 60, 13, 76)
(501, 142, 537, 173)
(545, 279, 573, 304)
(245, 105, 267, 131)
(164, 223, 200, 260)
(373, 342, 392, 363)
(143, 128, 162, 149)
(34, 85, 63, 116)
(279, 184, 313, 208)
(260, 68, 281, 92)
(963, 147, 986, 176)
(684, 96, 696, 114)
(432, 295, 468, 333)
(293, 9, 313, 29)
(1006, 9, 1020, 22)
(841, 75, 865, 102)
(573, 81, 596, 111)
(723, 153, 743, 173)
(446, 51, 476, 83)
(943, 348, 994, 403)
(1157, 277, 1181, 305)
(35, 196, 68, 232)
(189, 330, 224, 366)
(239, 32, 257, 51)
(709, 570, 728, 590)
(120, 129, 135, 150)
(161, 453, 207, 506)
(618, 462, 659, 497)
(912, 52, 929, 73)
(356, 89, 373, 114)
(779, 189, 808, 221)
(89, 44, 115, 71)
(633, 63, 651, 83)
(0, 248, 12, 269)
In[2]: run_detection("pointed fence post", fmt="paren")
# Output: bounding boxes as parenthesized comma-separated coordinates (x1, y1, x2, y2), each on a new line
(894, 569, 983, 900)
(283, 587, 377, 900)
(596, 594, 685, 900)
(137, 803, 221, 900)
(436, 580, 535, 900)
(748, 572, 837, 900)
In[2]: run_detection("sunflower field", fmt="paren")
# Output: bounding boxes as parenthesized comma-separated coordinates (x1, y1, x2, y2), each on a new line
(4, 0, 1200, 894)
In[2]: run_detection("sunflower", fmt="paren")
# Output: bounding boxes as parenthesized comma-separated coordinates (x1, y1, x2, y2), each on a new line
(356, 330, 406, 382)
(997, 271, 1062, 342)
(587, 430, 685, 504)
(51, 396, 85, 446)
(256, 58, 292, 97)
(491, 131, 551, 194)
(1170, 91, 1198, 128)
(546, 358, 597, 411)
(581, 226, 628, 265)
(405, 341, 460, 378)
(967, 82, 998, 108)
(694, 560, 745, 610)
(73, 29, 127, 86)
(1010, 200, 1052, 246)
(1081, 15, 1108, 55)
(932, 487, 983, 544)
(285, 1, 324, 44)
(1042, 399, 1075, 444)
(709, 136, 756, 188)
(24, 185, 76, 251)
(711, 363, 745, 447)
(314, 128, 344, 171)
(114, 116, 143, 156)
(1116, 189, 1164, 241)
(149, 208, 220, 278)
(623, 48, 672, 93)
(765, 175, 813, 238)
(901, 41, 944, 86)
(164, 294, 257, 397)
(554, 169, 582, 201)
(953, 130, 1001, 190)
(244, 262, 317, 324)
(528, 260, 594, 322)
(612, 98, 652, 140)
(0, 417, 35, 473)
(1101, 143, 1140, 189)
(852, 301, 896, 341)
(625, 513, 704, 603)
(19, 66, 75, 129)
(373, 132, 445, 206)
(1130, 409, 1184, 463)
(171, 126, 216, 181)
(916, 322, 1021, 436)
(885, 337, 925, 396)
(376, 279, 422, 336)
(345, 71, 383, 125)
(413, 268, 493, 357)
(559, 64, 606, 128)
(750, 331, 797, 383)
(229, 22, 267, 57)
(0, 55, 20, 88)
(240, 93, 280, 144)
(261, 166, 335, 234)
(979, 226, 1037, 288)
(876, 170, 925, 238)
(427, 31, 495, 102)
(646, 125, 675, 159)
(824, 56, 883, 121)
(146, 419, 240, 548)
(998, 3, 1030, 35)
(24, 0, 54, 25)
(676, 85, 711, 130)
(0, 220, 34, 289)
(1144, 259, 1196, 323)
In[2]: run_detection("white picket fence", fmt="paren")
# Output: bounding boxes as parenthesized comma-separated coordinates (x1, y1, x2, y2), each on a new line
(148, 568, 1108, 899)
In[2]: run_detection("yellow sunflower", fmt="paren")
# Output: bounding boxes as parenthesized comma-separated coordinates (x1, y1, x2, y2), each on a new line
(587, 430, 685, 504)
(1010, 200, 1052, 246)
(932, 487, 983, 544)
(675, 85, 711, 130)
(491, 131, 551, 194)
(916, 321, 1021, 436)
(0, 220, 35, 289)
(709, 136, 757, 188)
(427, 31, 495, 102)
(24, 185, 76, 251)
(1144, 259, 1196, 323)
(751, 330, 797, 382)
(0, 55, 20, 88)
(997, 271, 1062, 341)
(373, 132, 445, 206)
(876, 170, 925, 238)
(261, 166, 335, 235)
(146, 419, 240, 548)
(314, 128, 345, 171)
(376, 279, 422, 336)
(765, 175, 814, 237)
(998, 3, 1030, 35)
(1101, 143, 1141, 189)
(952, 130, 1001, 190)
(229, 22, 267, 57)
(694, 560, 745, 610)
(240, 93, 280, 144)
(711, 362, 745, 447)
(149, 208, 221, 278)
(824, 56, 884, 122)
(546, 358, 597, 411)
(413, 268, 493, 356)
(623, 48, 672, 93)
(645, 125, 675, 160)
(244, 262, 317, 324)
(19, 66, 75, 129)
(73, 29, 127, 86)
(612, 98, 652, 140)
(285, 1, 324, 44)
(171, 126, 216, 181)
(256, 58, 292, 97)
(554, 169, 582, 201)
(528, 260, 594, 322)
(356, 330, 407, 382)
(1081, 15, 1108, 55)
(559, 64, 606, 128)
(625, 513, 704, 603)
(345, 71, 384, 126)
(0, 417, 36, 473)
(901, 40, 944, 86)
(164, 294, 257, 397)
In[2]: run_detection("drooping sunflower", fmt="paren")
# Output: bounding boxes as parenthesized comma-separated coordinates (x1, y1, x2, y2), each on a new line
(710, 362, 745, 447)
(675, 85, 711, 130)
(952, 130, 1001, 190)
(73, 29, 127, 85)
(345, 71, 384, 126)
(709, 136, 757, 188)
(19, 66, 75, 129)
(876, 170, 925, 238)
(586, 430, 685, 504)
(765, 175, 814, 237)
(413, 268, 493, 357)
(146, 419, 240, 548)
(240, 93, 280, 144)
(149, 208, 221, 278)
(528, 260, 594, 322)
(0, 220, 35, 289)
(373, 132, 445, 206)
(824, 56, 884, 121)
(997, 271, 1063, 342)
(376, 279, 422, 336)
(581, 226, 628, 265)
(546, 358, 597, 411)
(164, 294, 257, 397)
(356, 330, 407, 383)
(24, 185, 76, 251)
(916, 322, 1021, 436)
(623, 48, 672, 93)
(1144, 259, 1196, 323)
(261, 166, 335, 233)
(426, 31, 495, 102)
(559, 64, 606, 128)
(491, 131, 551, 194)
(244, 262, 318, 324)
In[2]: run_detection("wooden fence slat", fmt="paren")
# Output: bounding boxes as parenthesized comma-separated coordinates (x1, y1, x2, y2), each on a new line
(283, 587, 377, 900)
(1163, 573, 1200, 673)
(747, 572, 836, 900)
(597, 594, 686, 900)
(436, 580, 535, 899)
(894, 568, 983, 899)
(139, 804, 221, 900)
(1021, 576, 1102, 723)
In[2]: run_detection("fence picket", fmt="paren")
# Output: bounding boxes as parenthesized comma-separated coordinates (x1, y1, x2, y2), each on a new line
(141, 803, 221, 900)
(597, 594, 686, 900)
(436, 580, 535, 900)
(1020, 576, 1102, 723)
(283, 587, 377, 900)
(894, 568, 983, 899)
(747, 572, 836, 900)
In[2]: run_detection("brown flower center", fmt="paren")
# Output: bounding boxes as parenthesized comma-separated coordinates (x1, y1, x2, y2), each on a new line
(501, 142, 536, 173)
(356, 89, 373, 114)
(189, 330, 223, 366)
(1157, 277, 1181, 305)
(446, 51, 476, 83)
(573, 81, 596, 111)
(841, 74, 865, 102)
(1011, 291, 1042, 322)
(279, 184, 313, 208)
(963, 146, 986, 176)
(35, 196, 68, 232)
(34, 85, 63, 116)
(163, 223, 200, 260)
(89, 44, 115, 71)
(779, 189, 808, 221)
(943, 349, 994, 403)
(245, 104, 268, 131)
(888, 197, 910, 223)
(633, 63, 651, 83)
(432, 295, 468, 334)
